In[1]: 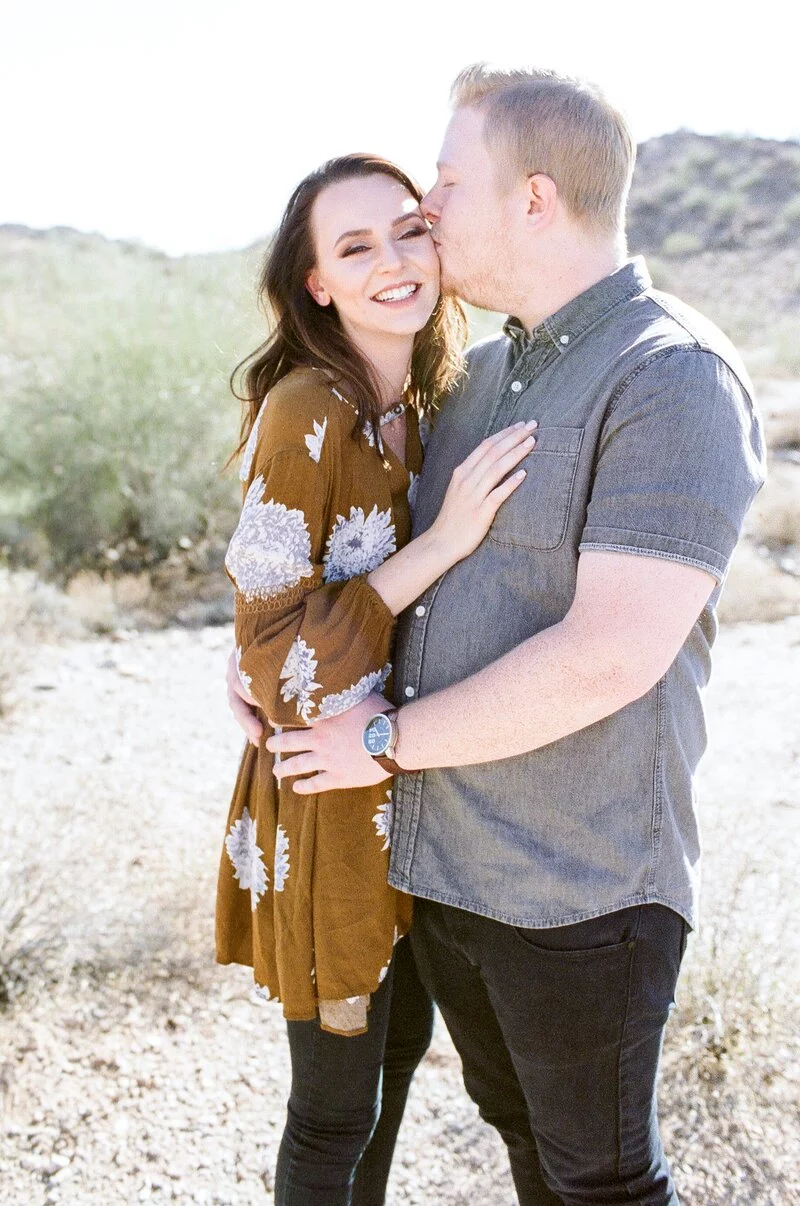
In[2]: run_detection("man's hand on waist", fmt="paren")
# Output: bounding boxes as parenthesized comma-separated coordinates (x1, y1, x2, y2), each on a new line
(267, 692, 395, 793)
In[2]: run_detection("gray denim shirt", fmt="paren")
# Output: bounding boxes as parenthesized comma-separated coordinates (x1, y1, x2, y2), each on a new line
(388, 259, 765, 929)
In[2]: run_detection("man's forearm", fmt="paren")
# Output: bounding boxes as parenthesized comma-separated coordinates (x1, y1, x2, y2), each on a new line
(392, 551, 716, 772)
(393, 615, 639, 770)
(265, 552, 715, 793)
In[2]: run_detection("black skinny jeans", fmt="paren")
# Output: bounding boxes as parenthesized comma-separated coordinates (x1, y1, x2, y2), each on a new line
(411, 900, 688, 1206)
(274, 935, 434, 1205)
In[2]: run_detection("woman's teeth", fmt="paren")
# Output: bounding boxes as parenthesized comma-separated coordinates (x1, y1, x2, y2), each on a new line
(373, 284, 419, 303)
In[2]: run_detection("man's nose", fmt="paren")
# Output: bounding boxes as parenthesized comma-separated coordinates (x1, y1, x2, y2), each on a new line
(420, 189, 439, 223)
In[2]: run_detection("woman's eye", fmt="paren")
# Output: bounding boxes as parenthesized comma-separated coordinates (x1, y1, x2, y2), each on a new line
(400, 226, 428, 239)
(341, 244, 369, 257)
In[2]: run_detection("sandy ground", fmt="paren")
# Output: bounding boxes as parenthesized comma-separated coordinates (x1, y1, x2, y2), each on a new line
(0, 618, 798, 1205)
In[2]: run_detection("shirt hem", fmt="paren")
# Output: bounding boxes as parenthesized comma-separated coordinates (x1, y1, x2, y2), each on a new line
(388, 874, 695, 931)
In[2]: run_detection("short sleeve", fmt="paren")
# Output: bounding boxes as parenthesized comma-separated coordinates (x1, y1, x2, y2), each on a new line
(579, 349, 766, 582)
(225, 385, 397, 728)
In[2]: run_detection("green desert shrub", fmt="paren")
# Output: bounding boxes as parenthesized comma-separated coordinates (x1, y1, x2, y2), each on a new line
(660, 230, 703, 258)
(0, 235, 260, 573)
(1, 322, 242, 572)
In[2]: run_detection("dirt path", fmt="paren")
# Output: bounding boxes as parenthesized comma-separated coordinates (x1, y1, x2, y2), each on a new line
(1, 619, 798, 1204)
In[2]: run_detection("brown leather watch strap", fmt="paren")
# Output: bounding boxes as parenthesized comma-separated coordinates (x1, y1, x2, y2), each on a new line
(375, 755, 405, 775)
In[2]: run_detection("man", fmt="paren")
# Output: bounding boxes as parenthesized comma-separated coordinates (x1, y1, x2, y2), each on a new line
(228, 65, 764, 1203)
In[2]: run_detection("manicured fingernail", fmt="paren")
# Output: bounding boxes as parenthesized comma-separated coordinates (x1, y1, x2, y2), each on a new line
(524, 435, 535, 445)
(516, 469, 526, 478)
(526, 419, 538, 428)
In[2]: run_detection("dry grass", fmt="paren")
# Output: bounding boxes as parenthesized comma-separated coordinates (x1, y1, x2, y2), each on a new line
(0, 569, 85, 716)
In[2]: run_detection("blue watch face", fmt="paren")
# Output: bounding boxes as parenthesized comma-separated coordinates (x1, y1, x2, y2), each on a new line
(364, 714, 392, 756)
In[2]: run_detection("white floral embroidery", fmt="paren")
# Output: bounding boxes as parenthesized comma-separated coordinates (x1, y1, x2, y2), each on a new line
(323, 505, 396, 583)
(279, 636, 321, 721)
(361, 421, 384, 455)
(372, 789, 393, 852)
(225, 807, 268, 911)
(274, 825, 290, 892)
(378, 959, 391, 984)
(407, 472, 419, 514)
(331, 384, 384, 454)
(235, 646, 254, 699)
(239, 400, 267, 482)
(225, 476, 314, 602)
(317, 663, 391, 719)
(304, 416, 328, 464)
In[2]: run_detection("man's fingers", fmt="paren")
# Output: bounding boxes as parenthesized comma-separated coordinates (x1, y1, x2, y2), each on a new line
(273, 752, 320, 781)
(266, 728, 314, 755)
(292, 773, 333, 795)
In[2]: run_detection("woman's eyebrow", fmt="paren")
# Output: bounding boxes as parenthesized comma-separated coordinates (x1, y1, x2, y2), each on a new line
(334, 213, 422, 249)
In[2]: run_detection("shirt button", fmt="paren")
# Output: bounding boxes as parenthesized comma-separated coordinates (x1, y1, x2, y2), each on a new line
(414, 605, 426, 617)
(404, 686, 416, 698)
(510, 380, 523, 392)
(559, 334, 570, 345)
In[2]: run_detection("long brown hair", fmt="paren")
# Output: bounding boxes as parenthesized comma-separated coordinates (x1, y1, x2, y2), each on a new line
(230, 154, 467, 458)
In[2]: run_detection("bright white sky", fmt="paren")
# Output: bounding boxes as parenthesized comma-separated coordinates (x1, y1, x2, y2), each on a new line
(3, 0, 798, 256)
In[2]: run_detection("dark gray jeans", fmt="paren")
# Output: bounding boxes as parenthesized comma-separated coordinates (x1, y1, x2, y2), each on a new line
(410, 900, 688, 1205)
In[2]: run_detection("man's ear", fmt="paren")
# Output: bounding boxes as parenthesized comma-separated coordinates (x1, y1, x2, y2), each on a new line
(525, 173, 558, 226)
(306, 269, 331, 307)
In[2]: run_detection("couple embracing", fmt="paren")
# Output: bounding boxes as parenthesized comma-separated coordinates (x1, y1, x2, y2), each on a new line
(215, 63, 764, 1204)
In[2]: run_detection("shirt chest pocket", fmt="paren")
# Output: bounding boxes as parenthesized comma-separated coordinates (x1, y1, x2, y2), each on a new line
(489, 426, 584, 551)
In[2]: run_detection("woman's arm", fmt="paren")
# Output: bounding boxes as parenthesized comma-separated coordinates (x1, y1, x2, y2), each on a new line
(366, 420, 537, 616)
(228, 449, 398, 731)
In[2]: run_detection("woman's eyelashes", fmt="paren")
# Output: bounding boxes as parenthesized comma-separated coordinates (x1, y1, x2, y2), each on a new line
(339, 225, 428, 258)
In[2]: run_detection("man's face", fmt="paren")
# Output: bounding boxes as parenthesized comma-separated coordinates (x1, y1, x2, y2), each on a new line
(421, 106, 518, 312)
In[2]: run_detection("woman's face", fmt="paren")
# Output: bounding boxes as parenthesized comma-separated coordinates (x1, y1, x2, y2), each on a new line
(306, 173, 440, 346)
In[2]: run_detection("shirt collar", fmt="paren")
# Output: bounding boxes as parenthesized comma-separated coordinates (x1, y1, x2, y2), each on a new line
(502, 257, 652, 353)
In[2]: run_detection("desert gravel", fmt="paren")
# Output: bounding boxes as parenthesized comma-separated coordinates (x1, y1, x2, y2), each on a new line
(1, 618, 798, 1205)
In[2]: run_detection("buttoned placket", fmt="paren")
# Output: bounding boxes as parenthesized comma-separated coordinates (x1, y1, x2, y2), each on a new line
(482, 337, 561, 437)
(393, 329, 567, 869)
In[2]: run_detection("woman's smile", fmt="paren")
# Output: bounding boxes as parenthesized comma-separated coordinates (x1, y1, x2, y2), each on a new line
(371, 281, 422, 304)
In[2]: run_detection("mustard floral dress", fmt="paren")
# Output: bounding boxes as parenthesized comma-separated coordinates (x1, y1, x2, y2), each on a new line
(215, 367, 423, 1034)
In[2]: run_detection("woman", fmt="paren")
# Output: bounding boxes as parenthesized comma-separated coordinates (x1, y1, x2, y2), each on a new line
(216, 154, 536, 1204)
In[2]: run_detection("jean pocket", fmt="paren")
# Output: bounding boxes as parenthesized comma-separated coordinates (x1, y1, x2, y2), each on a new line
(508, 928, 636, 1060)
(488, 426, 583, 551)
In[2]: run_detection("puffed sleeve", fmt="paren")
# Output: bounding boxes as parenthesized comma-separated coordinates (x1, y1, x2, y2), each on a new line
(225, 385, 397, 729)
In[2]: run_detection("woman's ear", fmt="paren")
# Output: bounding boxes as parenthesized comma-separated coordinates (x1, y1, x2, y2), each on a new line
(306, 269, 331, 307)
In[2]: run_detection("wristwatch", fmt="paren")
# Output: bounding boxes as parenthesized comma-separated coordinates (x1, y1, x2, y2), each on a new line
(362, 709, 405, 775)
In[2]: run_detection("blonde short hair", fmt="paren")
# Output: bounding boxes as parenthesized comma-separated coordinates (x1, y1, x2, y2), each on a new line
(450, 63, 635, 235)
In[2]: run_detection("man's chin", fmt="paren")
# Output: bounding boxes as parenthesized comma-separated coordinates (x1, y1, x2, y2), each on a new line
(439, 268, 472, 302)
